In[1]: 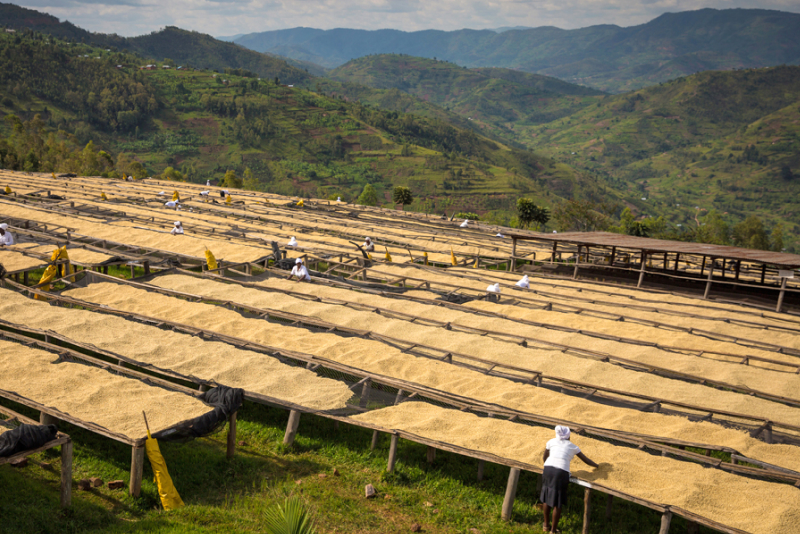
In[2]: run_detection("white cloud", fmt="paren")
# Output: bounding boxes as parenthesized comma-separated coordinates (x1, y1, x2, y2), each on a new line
(14, 0, 800, 36)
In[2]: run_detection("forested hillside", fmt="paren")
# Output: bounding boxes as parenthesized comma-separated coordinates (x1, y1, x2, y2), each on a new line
(234, 9, 800, 92)
(0, 31, 601, 222)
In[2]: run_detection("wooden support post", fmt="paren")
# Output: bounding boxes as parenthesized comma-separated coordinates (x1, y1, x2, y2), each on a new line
(573, 245, 581, 280)
(776, 277, 788, 313)
(130, 445, 144, 497)
(130, 264, 135, 279)
(283, 410, 301, 446)
(761, 264, 767, 284)
(582, 487, 591, 534)
(735, 260, 741, 281)
(359, 378, 372, 409)
(144, 261, 150, 276)
(700, 256, 706, 276)
(609, 246, 616, 266)
(60, 440, 72, 508)
(704, 259, 715, 300)
(605, 494, 613, 522)
(501, 468, 520, 521)
(637, 252, 647, 288)
(40, 412, 58, 426)
(226, 411, 237, 459)
(426, 446, 436, 464)
(370, 430, 380, 451)
(477, 459, 485, 481)
(23, 271, 28, 285)
(658, 510, 672, 534)
(721, 258, 726, 279)
(511, 237, 517, 272)
(387, 433, 399, 472)
(663, 252, 668, 270)
(551, 241, 557, 264)
(673, 253, 680, 272)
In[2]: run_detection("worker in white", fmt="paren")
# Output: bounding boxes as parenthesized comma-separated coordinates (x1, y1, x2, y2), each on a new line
(362, 237, 375, 253)
(541, 426, 600, 533)
(495, 233, 505, 238)
(206, 180, 211, 186)
(200, 191, 210, 198)
(515, 275, 529, 289)
(164, 200, 180, 209)
(287, 258, 311, 283)
(287, 236, 298, 247)
(486, 283, 500, 294)
(220, 189, 229, 199)
(0, 223, 15, 246)
(460, 219, 469, 228)
(170, 221, 184, 235)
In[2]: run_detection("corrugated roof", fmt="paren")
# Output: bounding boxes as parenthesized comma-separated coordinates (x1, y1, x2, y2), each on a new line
(506, 231, 800, 268)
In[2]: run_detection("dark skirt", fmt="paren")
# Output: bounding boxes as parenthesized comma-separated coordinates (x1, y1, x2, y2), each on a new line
(540, 466, 570, 508)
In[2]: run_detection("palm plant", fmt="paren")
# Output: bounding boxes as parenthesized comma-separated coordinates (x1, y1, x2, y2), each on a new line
(263, 496, 317, 534)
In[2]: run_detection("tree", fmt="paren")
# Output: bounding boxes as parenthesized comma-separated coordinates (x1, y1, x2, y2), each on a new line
(552, 200, 610, 232)
(516, 198, 549, 230)
(693, 210, 730, 246)
(781, 166, 795, 181)
(161, 166, 183, 181)
(242, 167, 258, 190)
(732, 215, 769, 250)
(612, 207, 649, 237)
(771, 223, 785, 252)
(392, 186, 414, 210)
(221, 169, 242, 189)
(357, 183, 379, 206)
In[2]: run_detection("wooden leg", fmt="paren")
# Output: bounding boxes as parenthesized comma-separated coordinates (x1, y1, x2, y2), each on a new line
(777, 277, 788, 313)
(370, 430, 380, 451)
(283, 410, 301, 446)
(226, 411, 237, 459)
(426, 446, 436, 464)
(605, 494, 613, 522)
(658, 510, 672, 534)
(477, 460, 485, 481)
(501, 468, 520, 521)
(60, 440, 73, 508)
(130, 445, 145, 497)
(40, 412, 58, 426)
(387, 433, 399, 472)
(582, 488, 591, 534)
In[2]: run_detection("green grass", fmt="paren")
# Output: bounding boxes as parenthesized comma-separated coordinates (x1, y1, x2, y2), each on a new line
(0, 398, 716, 534)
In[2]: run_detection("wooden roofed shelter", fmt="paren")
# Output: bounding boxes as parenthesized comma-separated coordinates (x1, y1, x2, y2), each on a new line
(505, 231, 800, 313)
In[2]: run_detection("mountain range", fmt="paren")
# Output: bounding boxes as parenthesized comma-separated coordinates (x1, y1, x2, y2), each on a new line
(232, 9, 800, 93)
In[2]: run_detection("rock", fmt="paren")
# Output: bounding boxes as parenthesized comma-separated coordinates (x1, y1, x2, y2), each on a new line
(411, 523, 422, 532)
(333, 468, 340, 476)
(77, 479, 91, 491)
(318, 473, 327, 479)
(469, 529, 482, 534)
(424, 501, 433, 507)
(89, 477, 104, 488)
(237, 440, 247, 446)
(9, 458, 27, 468)
(365, 484, 377, 498)
(384, 494, 392, 500)
(295, 479, 303, 485)
(108, 480, 125, 490)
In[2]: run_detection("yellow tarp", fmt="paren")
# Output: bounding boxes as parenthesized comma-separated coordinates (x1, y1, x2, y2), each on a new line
(145, 430, 184, 510)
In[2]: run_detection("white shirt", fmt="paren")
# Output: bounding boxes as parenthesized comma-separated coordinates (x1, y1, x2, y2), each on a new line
(165, 201, 178, 208)
(290, 264, 311, 281)
(544, 438, 581, 473)
(0, 231, 14, 246)
(515, 276, 529, 289)
(171, 226, 184, 235)
(363, 241, 374, 252)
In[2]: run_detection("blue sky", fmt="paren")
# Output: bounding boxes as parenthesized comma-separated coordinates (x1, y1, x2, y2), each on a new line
(14, 0, 800, 37)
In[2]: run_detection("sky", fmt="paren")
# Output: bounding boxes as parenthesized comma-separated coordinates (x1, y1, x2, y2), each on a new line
(14, 0, 800, 37)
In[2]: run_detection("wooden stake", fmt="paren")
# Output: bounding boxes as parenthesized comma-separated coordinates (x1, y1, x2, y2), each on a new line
(60, 439, 72, 508)
(387, 433, 399, 472)
(703, 260, 715, 299)
(283, 410, 301, 446)
(426, 446, 436, 464)
(658, 510, 672, 534)
(637, 252, 647, 288)
(501, 467, 520, 521)
(370, 430, 380, 451)
(477, 459, 485, 481)
(39, 412, 58, 426)
(777, 277, 788, 313)
(582, 487, 591, 534)
(130, 445, 145, 497)
(226, 411, 237, 459)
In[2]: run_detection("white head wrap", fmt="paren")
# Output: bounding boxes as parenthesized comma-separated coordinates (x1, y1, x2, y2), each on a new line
(486, 283, 501, 293)
(288, 236, 298, 246)
(555, 425, 570, 440)
(295, 258, 303, 264)
(174, 221, 181, 226)
(0, 223, 7, 230)
(365, 237, 371, 243)
(516, 275, 529, 288)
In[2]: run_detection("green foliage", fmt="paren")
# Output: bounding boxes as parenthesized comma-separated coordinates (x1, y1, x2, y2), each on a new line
(357, 183, 379, 206)
(392, 185, 413, 209)
(552, 199, 612, 232)
(516, 198, 550, 229)
(454, 212, 479, 220)
(221, 169, 242, 188)
(263, 496, 317, 534)
(161, 166, 184, 181)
